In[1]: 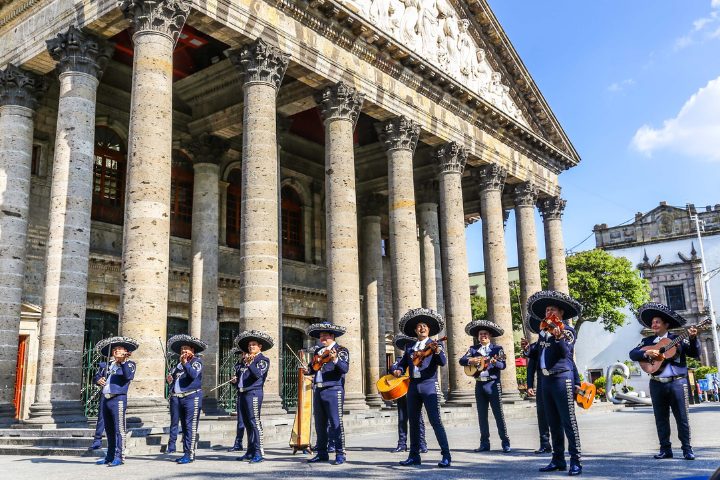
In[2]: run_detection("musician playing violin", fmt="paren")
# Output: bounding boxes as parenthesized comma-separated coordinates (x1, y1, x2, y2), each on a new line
(629, 303, 700, 460)
(459, 319, 510, 453)
(392, 308, 451, 468)
(389, 333, 428, 454)
(304, 321, 349, 465)
(230, 330, 273, 463)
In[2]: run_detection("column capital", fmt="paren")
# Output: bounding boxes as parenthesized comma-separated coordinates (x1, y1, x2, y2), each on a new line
(184, 133, 230, 166)
(538, 196, 567, 220)
(434, 141, 467, 174)
(120, 0, 190, 44)
(416, 179, 439, 205)
(512, 181, 538, 207)
(475, 163, 507, 192)
(315, 82, 364, 125)
(46, 26, 114, 79)
(0, 64, 47, 109)
(228, 39, 290, 90)
(374, 116, 420, 153)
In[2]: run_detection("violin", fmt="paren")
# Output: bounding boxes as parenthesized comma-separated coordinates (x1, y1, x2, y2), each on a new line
(411, 336, 448, 367)
(243, 352, 257, 366)
(540, 313, 564, 333)
(311, 348, 336, 371)
(180, 351, 194, 364)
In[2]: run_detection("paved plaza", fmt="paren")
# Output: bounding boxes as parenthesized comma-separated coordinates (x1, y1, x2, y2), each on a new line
(2, 404, 718, 480)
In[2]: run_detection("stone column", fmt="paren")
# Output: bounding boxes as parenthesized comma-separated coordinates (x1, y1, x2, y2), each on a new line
(539, 196, 569, 294)
(315, 82, 367, 410)
(228, 39, 289, 414)
(218, 180, 229, 246)
(513, 182, 542, 342)
(118, 0, 189, 425)
(27, 27, 113, 426)
(416, 180, 444, 315)
(375, 117, 422, 334)
(435, 142, 474, 405)
(477, 165, 520, 400)
(0, 65, 46, 425)
(186, 134, 229, 413)
(360, 195, 386, 408)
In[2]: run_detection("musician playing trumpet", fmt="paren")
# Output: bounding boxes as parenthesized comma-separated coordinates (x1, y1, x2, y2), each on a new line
(459, 319, 510, 453)
(629, 303, 700, 460)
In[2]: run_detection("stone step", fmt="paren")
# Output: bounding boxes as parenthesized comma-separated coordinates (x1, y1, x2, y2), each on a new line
(0, 428, 94, 438)
(0, 437, 103, 448)
(0, 445, 104, 457)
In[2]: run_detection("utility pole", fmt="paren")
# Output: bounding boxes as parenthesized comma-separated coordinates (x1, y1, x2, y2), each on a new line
(689, 208, 720, 370)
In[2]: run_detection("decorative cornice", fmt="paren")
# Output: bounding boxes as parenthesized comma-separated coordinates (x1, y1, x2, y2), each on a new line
(512, 181, 538, 207)
(227, 38, 290, 90)
(184, 133, 230, 165)
(416, 179, 439, 205)
(538, 196, 567, 220)
(315, 81, 364, 125)
(374, 116, 420, 153)
(0, 64, 47, 109)
(46, 26, 114, 79)
(475, 163, 507, 192)
(119, 0, 190, 44)
(435, 141, 467, 174)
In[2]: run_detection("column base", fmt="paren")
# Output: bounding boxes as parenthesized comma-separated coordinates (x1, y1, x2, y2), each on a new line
(364, 393, 384, 409)
(343, 391, 369, 411)
(125, 396, 169, 428)
(501, 390, 524, 404)
(0, 403, 17, 427)
(261, 393, 287, 416)
(201, 397, 226, 416)
(25, 400, 88, 428)
(444, 389, 475, 407)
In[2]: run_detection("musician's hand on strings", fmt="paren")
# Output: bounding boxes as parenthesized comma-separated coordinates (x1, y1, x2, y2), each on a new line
(230, 376, 238, 384)
(520, 338, 529, 352)
(97, 377, 107, 387)
(469, 357, 481, 365)
(393, 369, 403, 378)
(166, 374, 173, 384)
(527, 387, 535, 397)
(645, 349, 662, 360)
(329, 349, 338, 361)
(551, 326, 563, 339)
(688, 326, 698, 339)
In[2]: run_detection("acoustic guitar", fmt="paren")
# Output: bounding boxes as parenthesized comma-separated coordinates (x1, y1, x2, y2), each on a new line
(638, 318, 711, 375)
(463, 352, 506, 378)
(376, 372, 410, 401)
(575, 381, 596, 409)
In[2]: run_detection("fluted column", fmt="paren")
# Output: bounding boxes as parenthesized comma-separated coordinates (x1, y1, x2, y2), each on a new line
(375, 117, 422, 335)
(539, 196, 569, 294)
(513, 182, 542, 342)
(435, 143, 473, 405)
(28, 27, 113, 426)
(228, 39, 289, 414)
(315, 82, 367, 410)
(118, 0, 189, 425)
(477, 164, 520, 400)
(186, 134, 228, 413)
(360, 195, 386, 408)
(0, 65, 46, 425)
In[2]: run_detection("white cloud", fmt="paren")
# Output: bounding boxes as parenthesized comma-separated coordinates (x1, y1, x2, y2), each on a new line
(631, 76, 720, 161)
(713, 0, 720, 8)
(607, 78, 635, 92)
(674, 2, 720, 50)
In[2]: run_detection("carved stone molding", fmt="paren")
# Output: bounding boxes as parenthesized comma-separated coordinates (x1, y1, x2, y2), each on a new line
(475, 164, 507, 192)
(227, 39, 290, 90)
(435, 141, 467, 174)
(0, 64, 47, 109)
(184, 133, 230, 165)
(120, 0, 190, 44)
(46, 26, 115, 80)
(538, 196, 567, 220)
(416, 179, 439, 205)
(315, 82, 364, 125)
(374, 116, 420, 153)
(512, 181, 538, 207)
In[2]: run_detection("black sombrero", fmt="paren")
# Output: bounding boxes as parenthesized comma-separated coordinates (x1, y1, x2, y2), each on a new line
(399, 308, 445, 338)
(306, 321, 346, 339)
(527, 290, 582, 321)
(167, 334, 208, 355)
(526, 313, 542, 335)
(465, 319, 504, 338)
(637, 302, 686, 329)
(235, 330, 274, 352)
(95, 336, 139, 357)
(393, 333, 416, 350)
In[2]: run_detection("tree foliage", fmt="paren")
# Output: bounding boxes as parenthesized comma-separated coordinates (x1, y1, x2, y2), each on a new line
(470, 295, 487, 320)
(540, 249, 651, 336)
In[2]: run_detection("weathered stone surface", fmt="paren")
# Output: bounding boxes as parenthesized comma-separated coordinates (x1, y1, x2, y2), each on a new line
(227, 38, 290, 90)
(0, 64, 47, 109)
(361, 214, 384, 408)
(513, 182, 541, 342)
(46, 26, 114, 79)
(315, 82, 363, 125)
(539, 196, 569, 294)
(120, 0, 190, 43)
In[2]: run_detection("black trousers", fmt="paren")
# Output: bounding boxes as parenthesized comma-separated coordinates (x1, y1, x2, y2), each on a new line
(649, 378, 692, 452)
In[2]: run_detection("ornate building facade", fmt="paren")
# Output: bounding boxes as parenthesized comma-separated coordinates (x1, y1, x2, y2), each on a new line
(0, 0, 579, 426)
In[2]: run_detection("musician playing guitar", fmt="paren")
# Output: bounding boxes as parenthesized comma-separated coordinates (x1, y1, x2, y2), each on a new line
(629, 302, 700, 461)
(389, 333, 428, 454)
(459, 319, 510, 453)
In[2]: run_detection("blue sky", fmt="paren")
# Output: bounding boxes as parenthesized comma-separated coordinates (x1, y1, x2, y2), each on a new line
(466, 0, 720, 273)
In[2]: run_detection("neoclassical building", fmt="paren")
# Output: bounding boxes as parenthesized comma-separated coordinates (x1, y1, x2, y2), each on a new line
(0, 0, 579, 426)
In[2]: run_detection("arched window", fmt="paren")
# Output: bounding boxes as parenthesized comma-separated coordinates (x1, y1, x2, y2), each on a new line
(92, 127, 126, 225)
(226, 168, 242, 249)
(171, 151, 194, 239)
(281, 186, 304, 261)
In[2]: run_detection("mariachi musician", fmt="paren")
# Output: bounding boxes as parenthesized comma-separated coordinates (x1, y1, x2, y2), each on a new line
(629, 302, 699, 460)
(459, 319, 510, 453)
(230, 330, 273, 463)
(392, 308, 451, 468)
(93, 336, 138, 467)
(228, 347, 245, 454)
(527, 291, 583, 476)
(304, 321, 349, 465)
(389, 333, 427, 454)
(166, 334, 207, 464)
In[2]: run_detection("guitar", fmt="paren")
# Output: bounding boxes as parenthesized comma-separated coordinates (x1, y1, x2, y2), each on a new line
(376, 371, 410, 401)
(638, 318, 711, 375)
(575, 381, 596, 409)
(464, 352, 507, 378)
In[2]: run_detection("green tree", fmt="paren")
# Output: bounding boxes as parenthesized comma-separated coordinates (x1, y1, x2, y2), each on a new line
(470, 294, 488, 320)
(540, 249, 651, 336)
